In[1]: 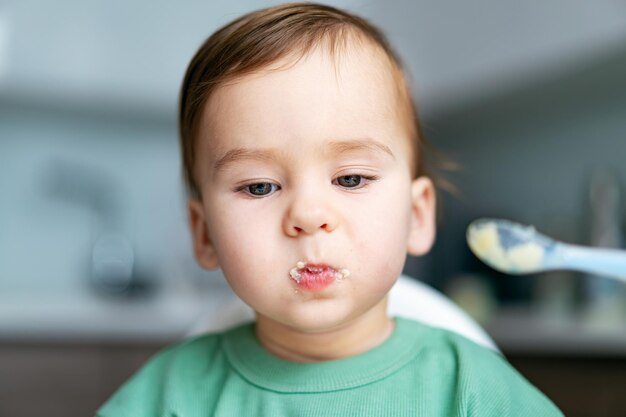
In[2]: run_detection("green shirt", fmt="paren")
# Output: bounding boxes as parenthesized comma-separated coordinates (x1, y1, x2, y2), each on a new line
(96, 317, 563, 417)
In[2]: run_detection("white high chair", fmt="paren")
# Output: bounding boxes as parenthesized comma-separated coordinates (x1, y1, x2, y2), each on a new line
(188, 274, 499, 353)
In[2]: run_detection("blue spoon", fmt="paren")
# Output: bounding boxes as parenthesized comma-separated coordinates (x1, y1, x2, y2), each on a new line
(467, 218, 626, 280)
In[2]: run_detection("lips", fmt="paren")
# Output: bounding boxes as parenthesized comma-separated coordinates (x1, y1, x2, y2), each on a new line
(289, 262, 350, 292)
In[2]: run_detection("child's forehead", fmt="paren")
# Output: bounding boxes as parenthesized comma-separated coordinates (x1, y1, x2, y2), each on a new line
(200, 43, 405, 148)
(217, 41, 395, 98)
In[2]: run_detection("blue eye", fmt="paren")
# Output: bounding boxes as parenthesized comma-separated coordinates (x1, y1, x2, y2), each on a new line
(336, 175, 362, 188)
(333, 174, 378, 190)
(246, 183, 278, 196)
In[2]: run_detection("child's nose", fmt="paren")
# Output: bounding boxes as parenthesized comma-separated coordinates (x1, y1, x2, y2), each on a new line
(283, 191, 339, 237)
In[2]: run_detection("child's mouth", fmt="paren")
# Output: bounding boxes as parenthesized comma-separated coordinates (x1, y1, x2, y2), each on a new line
(289, 261, 350, 291)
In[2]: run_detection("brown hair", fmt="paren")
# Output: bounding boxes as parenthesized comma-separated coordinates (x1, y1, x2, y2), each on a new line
(179, 2, 429, 198)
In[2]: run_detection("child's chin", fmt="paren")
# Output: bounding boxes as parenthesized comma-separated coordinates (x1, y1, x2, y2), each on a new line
(281, 304, 356, 333)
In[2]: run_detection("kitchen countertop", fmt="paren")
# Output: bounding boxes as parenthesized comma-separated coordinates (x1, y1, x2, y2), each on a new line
(0, 284, 237, 343)
(485, 305, 626, 356)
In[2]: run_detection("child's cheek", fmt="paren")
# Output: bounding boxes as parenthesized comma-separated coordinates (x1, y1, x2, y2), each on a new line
(219, 198, 283, 253)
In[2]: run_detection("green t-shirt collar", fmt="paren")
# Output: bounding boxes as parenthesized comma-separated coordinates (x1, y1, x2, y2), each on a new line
(222, 317, 427, 393)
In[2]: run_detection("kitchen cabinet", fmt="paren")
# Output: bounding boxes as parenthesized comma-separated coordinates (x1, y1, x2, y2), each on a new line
(509, 354, 626, 417)
(5, 1, 626, 115)
(3, 1, 266, 106)
(0, 341, 165, 417)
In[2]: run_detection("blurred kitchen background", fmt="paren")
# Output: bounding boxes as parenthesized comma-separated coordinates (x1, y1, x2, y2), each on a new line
(1, 1, 625, 416)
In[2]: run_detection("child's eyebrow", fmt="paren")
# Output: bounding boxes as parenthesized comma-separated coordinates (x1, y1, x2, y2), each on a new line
(213, 147, 281, 174)
(326, 138, 395, 160)
(212, 138, 395, 174)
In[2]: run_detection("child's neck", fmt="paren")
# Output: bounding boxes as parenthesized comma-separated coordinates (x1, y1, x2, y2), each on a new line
(254, 297, 394, 363)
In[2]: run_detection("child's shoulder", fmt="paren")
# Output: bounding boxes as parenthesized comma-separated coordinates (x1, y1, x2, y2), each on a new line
(398, 317, 563, 416)
(95, 322, 251, 417)
(135, 323, 232, 374)
(402, 317, 524, 388)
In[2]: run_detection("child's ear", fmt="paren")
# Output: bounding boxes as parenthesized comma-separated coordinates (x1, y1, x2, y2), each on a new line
(187, 198, 220, 270)
(407, 176, 437, 256)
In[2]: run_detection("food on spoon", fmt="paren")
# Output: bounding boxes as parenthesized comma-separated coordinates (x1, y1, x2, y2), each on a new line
(467, 221, 544, 273)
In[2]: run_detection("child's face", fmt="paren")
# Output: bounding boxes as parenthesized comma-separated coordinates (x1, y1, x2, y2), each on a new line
(188, 44, 435, 334)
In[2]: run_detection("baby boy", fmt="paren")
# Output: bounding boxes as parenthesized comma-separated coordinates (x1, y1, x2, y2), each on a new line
(97, 3, 563, 416)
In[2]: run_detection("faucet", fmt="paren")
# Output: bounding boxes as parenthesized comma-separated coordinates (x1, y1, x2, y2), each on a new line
(42, 158, 155, 297)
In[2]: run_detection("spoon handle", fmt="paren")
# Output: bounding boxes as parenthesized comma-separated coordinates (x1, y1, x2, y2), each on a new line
(560, 244, 626, 281)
